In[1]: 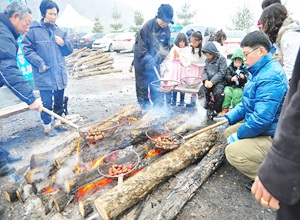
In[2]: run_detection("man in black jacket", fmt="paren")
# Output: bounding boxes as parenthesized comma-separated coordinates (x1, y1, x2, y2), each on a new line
(252, 48, 300, 219)
(133, 4, 173, 110)
(0, 2, 42, 177)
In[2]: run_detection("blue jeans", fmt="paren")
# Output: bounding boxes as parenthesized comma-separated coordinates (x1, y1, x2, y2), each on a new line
(40, 89, 65, 125)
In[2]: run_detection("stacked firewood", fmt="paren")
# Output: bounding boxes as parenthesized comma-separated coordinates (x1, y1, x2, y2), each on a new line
(65, 47, 123, 78)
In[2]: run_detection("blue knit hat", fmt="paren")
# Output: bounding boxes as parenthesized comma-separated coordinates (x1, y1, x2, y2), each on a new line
(157, 4, 174, 24)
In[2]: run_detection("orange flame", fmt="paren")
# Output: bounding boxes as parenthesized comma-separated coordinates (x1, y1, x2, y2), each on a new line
(74, 177, 114, 202)
(91, 155, 105, 169)
(164, 124, 169, 130)
(128, 117, 137, 121)
(144, 148, 165, 158)
(42, 186, 60, 195)
(75, 141, 81, 174)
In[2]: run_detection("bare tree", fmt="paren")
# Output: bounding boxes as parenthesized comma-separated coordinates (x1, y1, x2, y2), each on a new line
(176, 2, 195, 26)
(110, 6, 123, 32)
(228, 4, 255, 33)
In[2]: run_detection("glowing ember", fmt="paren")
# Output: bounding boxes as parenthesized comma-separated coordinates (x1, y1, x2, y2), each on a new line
(128, 117, 137, 121)
(74, 178, 113, 202)
(144, 148, 165, 158)
(42, 186, 60, 195)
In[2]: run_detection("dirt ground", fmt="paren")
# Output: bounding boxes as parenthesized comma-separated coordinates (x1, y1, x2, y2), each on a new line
(0, 52, 276, 220)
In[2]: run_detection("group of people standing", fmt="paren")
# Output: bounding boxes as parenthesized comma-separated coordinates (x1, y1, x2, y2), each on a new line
(0, 0, 72, 177)
(133, 0, 300, 219)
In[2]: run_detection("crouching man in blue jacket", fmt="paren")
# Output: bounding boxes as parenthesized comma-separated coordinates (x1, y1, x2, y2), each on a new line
(223, 31, 288, 189)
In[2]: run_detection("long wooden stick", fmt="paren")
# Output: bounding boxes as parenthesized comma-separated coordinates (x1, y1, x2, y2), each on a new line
(42, 107, 79, 129)
(183, 119, 228, 140)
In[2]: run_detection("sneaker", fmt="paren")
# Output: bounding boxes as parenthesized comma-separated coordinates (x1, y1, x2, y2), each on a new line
(0, 164, 16, 176)
(44, 128, 57, 137)
(170, 102, 176, 106)
(245, 180, 254, 191)
(178, 101, 184, 107)
(54, 124, 68, 132)
(7, 155, 23, 164)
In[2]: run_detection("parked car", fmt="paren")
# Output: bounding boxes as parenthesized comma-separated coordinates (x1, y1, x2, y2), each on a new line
(92, 33, 118, 52)
(67, 32, 87, 49)
(170, 25, 183, 46)
(77, 33, 104, 49)
(112, 32, 136, 53)
(180, 24, 216, 41)
(223, 30, 247, 58)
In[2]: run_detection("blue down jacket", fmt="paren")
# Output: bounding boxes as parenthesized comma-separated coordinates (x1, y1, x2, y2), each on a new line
(224, 52, 288, 139)
(22, 20, 73, 90)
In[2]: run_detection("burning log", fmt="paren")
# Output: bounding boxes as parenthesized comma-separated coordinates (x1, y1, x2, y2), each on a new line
(3, 186, 18, 202)
(52, 191, 72, 213)
(16, 184, 35, 203)
(25, 164, 54, 184)
(149, 144, 225, 220)
(93, 130, 219, 220)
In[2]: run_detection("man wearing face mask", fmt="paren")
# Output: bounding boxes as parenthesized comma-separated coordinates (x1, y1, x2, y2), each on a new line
(133, 4, 174, 111)
(22, 0, 73, 137)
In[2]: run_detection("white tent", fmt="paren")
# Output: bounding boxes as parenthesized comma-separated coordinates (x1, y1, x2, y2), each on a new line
(56, 3, 93, 32)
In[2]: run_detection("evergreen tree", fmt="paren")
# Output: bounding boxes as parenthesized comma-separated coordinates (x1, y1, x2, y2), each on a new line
(92, 17, 104, 33)
(176, 2, 195, 26)
(130, 10, 144, 32)
(110, 6, 123, 32)
(228, 4, 255, 33)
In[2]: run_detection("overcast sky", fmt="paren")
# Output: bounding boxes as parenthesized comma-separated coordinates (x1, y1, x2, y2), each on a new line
(118, 0, 300, 30)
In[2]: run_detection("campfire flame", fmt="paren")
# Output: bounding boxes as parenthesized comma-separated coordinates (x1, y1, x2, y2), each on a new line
(91, 155, 105, 169)
(75, 141, 81, 174)
(74, 177, 113, 202)
(42, 186, 60, 195)
(144, 148, 165, 158)
(164, 124, 169, 131)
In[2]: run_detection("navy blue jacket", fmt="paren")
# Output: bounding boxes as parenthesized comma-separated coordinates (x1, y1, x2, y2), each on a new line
(22, 20, 73, 90)
(225, 53, 288, 139)
(0, 13, 36, 105)
(134, 18, 171, 73)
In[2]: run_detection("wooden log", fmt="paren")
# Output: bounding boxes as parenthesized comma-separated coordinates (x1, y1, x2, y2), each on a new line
(78, 152, 164, 218)
(44, 197, 54, 215)
(25, 164, 53, 184)
(3, 186, 18, 202)
(66, 47, 89, 59)
(93, 130, 219, 220)
(154, 144, 225, 220)
(52, 191, 72, 213)
(76, 52, 106, 66)
(74, 68, 122, 78)
(16, 184, 34, 203)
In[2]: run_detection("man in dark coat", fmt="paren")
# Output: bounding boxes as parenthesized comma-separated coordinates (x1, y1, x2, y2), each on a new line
(0, 2, 42, 177)
(252, 47, 300, 219)
(133, 4, 174, 110)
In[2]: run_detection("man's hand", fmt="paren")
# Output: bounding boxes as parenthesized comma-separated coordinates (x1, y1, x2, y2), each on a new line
(204, 80, 213, 88)
(231, 76, 239, 82)
(39, 65, 47, 73)
(29, 99, 43, 112)
(54, 35, 64, 46)
(252, 176, 279, 209)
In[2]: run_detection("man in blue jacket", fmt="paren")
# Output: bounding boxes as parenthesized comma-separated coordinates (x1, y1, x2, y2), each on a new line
(223, 31, 288, 189)
(133, 4, 173, 110)
(0, 2, 42, 177)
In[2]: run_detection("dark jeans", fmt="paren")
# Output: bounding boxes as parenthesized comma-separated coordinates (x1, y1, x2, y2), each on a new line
(40, 89, 65, 125)
(198, 84, 224, 113)
(277, 200, 300, 220)
(135, 67, 163, 110)
(0, 146, 9, 168)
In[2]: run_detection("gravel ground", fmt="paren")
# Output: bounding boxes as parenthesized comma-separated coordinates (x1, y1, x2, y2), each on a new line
(0, 52, 276, 220)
